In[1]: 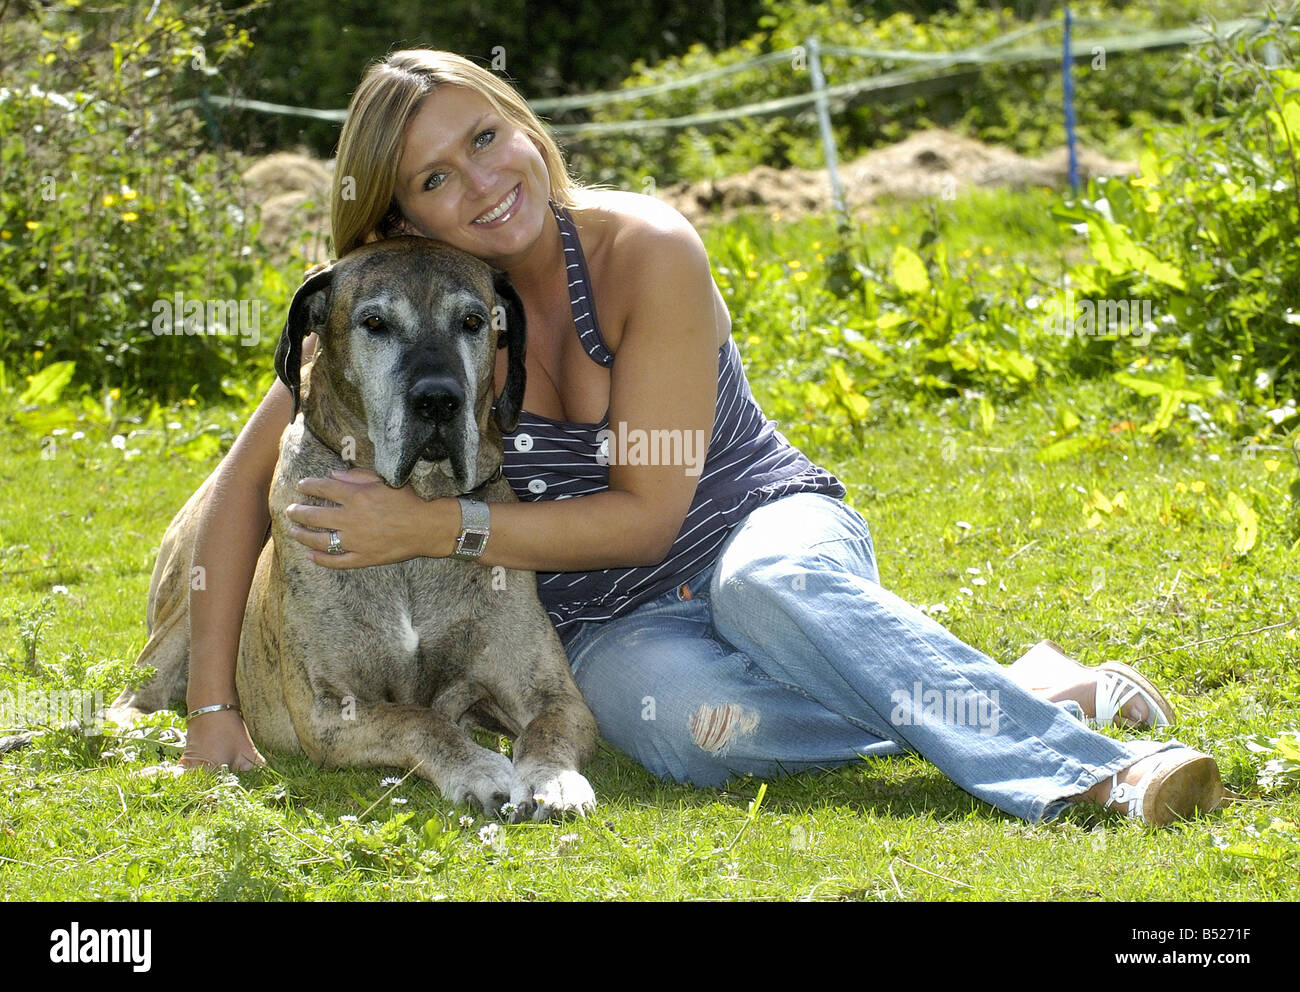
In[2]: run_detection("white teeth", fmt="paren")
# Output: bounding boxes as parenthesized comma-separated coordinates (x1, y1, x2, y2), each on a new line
(473, 186, 518, 224)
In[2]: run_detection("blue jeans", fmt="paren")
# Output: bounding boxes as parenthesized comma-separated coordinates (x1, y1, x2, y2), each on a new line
(563, 492, 1186, 823)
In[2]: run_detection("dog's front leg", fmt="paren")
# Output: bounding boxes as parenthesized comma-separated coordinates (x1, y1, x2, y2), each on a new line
(506, 685, 599, 823)
(293, 697, 514, 817)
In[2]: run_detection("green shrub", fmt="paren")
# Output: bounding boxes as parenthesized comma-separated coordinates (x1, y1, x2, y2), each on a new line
(1049, 6, 1300, 424)
(0, 0, 281, 400)
(567, 0, 1260, 189)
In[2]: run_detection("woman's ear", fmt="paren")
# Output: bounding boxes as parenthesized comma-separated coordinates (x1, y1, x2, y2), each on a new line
(379, 203, 420, 239)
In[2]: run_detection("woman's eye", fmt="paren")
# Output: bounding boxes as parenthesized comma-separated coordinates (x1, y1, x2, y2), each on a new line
(363, 315, 386, 333)
(462, 313, 485, 333)
(474, 129, 495, 150)
(423, 171, 446, 192)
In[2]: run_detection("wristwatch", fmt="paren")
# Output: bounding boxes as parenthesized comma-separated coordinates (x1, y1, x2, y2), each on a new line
(452, 497, 491, 559)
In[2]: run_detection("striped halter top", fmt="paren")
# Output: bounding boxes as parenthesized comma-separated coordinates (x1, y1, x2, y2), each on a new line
(501, 202, 846, 646)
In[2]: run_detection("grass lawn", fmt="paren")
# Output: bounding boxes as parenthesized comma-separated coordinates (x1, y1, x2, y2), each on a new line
(2, 371, 1297, 901)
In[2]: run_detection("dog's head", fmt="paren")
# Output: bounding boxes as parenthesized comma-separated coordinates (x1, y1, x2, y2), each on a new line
(273, 237, 526, 497)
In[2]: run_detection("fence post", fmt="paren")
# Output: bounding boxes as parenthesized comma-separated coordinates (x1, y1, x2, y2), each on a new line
(806, 36, 848, 224)
(1063, 4, 1079, 194)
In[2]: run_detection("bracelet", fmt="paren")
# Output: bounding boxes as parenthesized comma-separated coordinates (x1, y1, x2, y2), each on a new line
(186, 703, 241, 719)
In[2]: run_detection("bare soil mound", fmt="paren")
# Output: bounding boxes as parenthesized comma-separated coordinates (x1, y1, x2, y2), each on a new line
(657, 129, 1135, 225)
(242, 130, 1135, 262)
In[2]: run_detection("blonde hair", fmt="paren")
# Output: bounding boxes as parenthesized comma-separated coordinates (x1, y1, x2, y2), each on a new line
(331, 50, 578, 258)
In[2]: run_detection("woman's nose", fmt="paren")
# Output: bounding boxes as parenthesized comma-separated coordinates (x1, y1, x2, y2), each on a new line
(463, 159, 497, 196)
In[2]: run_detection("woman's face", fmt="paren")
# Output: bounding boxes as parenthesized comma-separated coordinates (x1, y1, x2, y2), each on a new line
(393, 85, 551, 269)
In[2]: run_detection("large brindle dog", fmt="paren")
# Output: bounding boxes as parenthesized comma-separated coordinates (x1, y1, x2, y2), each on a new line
(109, 238, 598, 820)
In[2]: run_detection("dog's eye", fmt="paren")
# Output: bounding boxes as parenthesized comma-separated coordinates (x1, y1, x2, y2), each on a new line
(462, 313, 485, 334)
(363, 315, 386, 334)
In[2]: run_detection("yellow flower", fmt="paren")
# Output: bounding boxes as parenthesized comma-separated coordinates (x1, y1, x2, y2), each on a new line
(811, 241, 821, 250)
(1190, 480, 1206, 493)
(769, 211, 782, 222)
(788, 259, 801, 269)
(33, 349, 43, 360)
(1175, 482, 1188, 493)
(121, 211, 139, 222)
(888, 224, 900, 235)
(121, 188, 138, 200)
(815, 253, 824, 262)
(746, 269, 759, 279)
(792, 270, 809, 282)
(109, 387, 121, 401)
(102, 194, 116, 208)
(981, 245, 993, 255)
(746, 335, 761, 345)
(960, 248, 973, 258)
(1263, 458, 1281, 473)
(25, 221, 40, 230)
(0, 230, 10, 240)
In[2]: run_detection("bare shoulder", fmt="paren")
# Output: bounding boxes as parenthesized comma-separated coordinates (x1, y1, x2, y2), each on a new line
(568, 189, 729, 350)
(570, 189, 709, 270)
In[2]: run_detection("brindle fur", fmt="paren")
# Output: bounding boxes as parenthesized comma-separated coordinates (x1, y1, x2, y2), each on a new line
(109, 239, 598, 820)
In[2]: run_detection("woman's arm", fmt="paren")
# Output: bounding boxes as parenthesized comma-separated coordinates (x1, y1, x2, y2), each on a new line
(287, 208, 724, 573)
(179, 336, 316, 769)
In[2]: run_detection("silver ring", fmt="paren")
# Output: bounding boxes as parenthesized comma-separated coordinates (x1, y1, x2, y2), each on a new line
(327, 530, 344, 555)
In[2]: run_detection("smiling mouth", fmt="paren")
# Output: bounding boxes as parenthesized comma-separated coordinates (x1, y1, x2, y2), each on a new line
(472, 185, 520, 225)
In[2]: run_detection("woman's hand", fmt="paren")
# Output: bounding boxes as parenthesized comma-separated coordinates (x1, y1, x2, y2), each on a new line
(285, 468, 456, 567)
(179, 709, 266, 772)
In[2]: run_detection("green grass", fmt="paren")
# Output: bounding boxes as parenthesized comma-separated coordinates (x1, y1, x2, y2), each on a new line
(3, 189, 1299, 901)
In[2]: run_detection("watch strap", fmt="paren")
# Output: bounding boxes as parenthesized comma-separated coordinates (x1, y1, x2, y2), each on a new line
(453, 497, 491, 559)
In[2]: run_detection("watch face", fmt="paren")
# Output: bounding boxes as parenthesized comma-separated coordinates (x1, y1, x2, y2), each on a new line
(458, 531, 488, 555)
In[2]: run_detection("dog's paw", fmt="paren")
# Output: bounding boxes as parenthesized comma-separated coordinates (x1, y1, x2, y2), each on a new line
(441, 750, 514, 818)
(508, 767, 596, 823)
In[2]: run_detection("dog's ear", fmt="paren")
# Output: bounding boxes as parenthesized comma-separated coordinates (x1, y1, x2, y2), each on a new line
(491, 269, 527, 433)
(274, 262, 335, 419)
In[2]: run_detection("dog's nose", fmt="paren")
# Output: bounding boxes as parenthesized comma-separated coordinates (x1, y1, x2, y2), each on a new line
(408, 375, 464, 423)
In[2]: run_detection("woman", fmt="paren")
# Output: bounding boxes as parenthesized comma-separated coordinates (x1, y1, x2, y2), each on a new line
(180, 50, 1224, 826)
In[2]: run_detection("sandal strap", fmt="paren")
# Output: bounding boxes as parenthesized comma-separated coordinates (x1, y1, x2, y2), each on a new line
(1104, 774, 1144, 819)
(1095, 671, 1142, 727)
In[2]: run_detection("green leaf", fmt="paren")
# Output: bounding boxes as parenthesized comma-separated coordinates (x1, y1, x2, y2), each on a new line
(1036, 435, 1092, 462)
(846, 337, 887, 365)
(1227, 491, 1258, 555)
(873, 311, 908, 330)
(890, 244, 930, 296)
(170, 432, 223, 462)
(18, 361, 76, 405)
(997, 349, 1036, 383)
(1086, 214, 1186, 290)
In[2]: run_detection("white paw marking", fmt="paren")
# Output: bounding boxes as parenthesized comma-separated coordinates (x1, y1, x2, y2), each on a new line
(510, 767, 596, 822)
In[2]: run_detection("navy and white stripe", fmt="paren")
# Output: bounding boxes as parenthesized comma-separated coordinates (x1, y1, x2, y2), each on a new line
(502, 203, 846, 646)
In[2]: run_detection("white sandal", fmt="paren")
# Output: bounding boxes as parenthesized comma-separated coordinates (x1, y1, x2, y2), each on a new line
(1102, 748, 1224, 827)
(1006, 640, 1175, 730)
